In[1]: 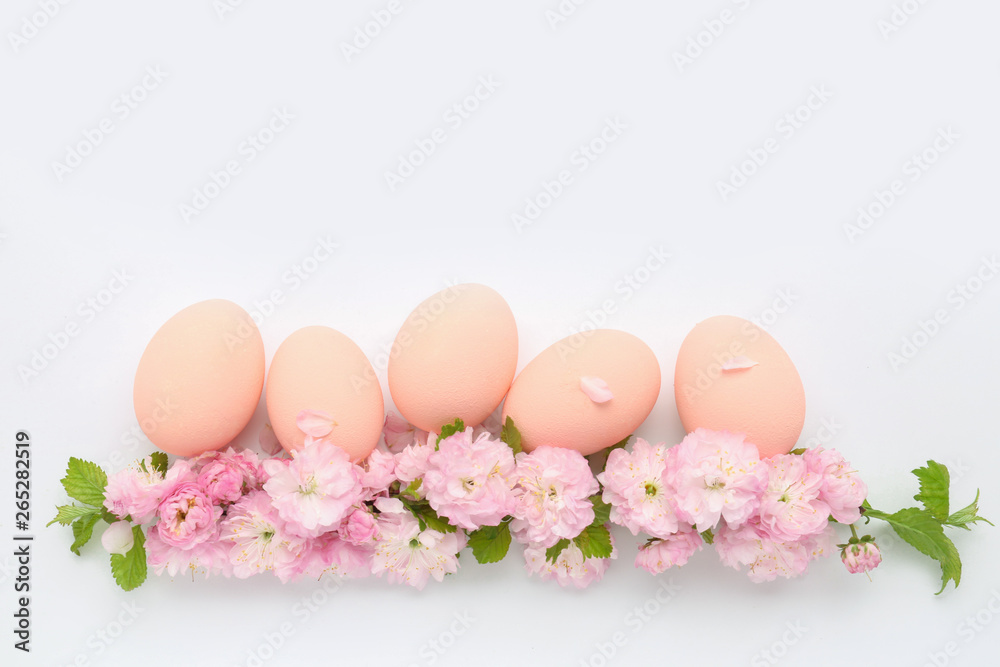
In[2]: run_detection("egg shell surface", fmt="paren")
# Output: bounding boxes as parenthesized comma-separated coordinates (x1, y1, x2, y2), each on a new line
(388, 283, 518, 433)
(673, 315, 806, 458)
(133, 299, 264, 457)
(502, 329, 660, 456)
(266, 326, 384, 462)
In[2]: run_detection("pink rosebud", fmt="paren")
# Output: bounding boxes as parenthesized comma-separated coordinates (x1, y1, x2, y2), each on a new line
(342, 508, 380, 546)
(101, 521, 135, 556)
(841, 539, 881, 575)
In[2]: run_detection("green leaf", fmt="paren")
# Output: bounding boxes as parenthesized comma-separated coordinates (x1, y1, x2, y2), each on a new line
(590, 495, 611, 525)
(150, 451, 169, 475)
(945, 490, 993, 530)
(700, 528, 714, 545)
(789, 447, 807, 456)
(110, 526, 147, 592)
(574, 523, 613, 559)
(420, 508, 457, 534)
(61, 457, 108, 508)
(608, 435, 631, 452)
(468, 522, 512, 564)
(70, 514, 101, 556)
(47, 504, 100, 527)
(500, 417, 523, 456)
(545, 538, 570, 564)
(436, 418, 465, 445)
(913, 461, 950, 521)
(401, 478, 423, 499)
(866, 507, 961, 594)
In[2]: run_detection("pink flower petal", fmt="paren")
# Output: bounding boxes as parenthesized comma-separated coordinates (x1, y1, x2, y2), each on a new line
(258, 423, 283, 456)
(721, 356, 758, 372)
(580, 376, 614, 403)
(296, 409, 337, 437)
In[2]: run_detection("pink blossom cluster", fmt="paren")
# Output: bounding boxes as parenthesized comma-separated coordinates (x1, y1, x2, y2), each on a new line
(598, 429, 868, 582)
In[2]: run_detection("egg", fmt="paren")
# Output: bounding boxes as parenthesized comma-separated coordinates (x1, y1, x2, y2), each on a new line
(673, 315, 806, 458)
(133, 299, 265, 457)
(502, 329, 660, 456)
(266, 326, 384, 461)
(388, 283, 518, 433)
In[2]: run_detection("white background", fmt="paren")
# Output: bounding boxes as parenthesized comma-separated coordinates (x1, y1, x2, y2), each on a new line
(2, 1, 999, 666)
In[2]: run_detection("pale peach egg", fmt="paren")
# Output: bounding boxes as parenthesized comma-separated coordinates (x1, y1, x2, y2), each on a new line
(265, 326, 384, 462)
(133, 299, 264, 457)
(673, 315, 806, 458)
(502, 329, 660, 456)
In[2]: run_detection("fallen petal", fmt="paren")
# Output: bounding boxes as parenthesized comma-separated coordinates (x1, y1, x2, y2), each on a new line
(721, 356, 758, 371)
(580, 376, 614, 403)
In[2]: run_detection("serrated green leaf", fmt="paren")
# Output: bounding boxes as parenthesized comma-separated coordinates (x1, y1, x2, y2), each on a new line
(110, 527, 147, 592)
(421, 509, 457, 533)
(70, 514, 101, 556)
(545, 538, 571, 564)
(150, 451, 169, 475)
(61, 457, 108, 508)
(913, 461, 950, 521)
(47, 504, 100, 527)
(436, 418, 465, 445)
(574, 523, 613, 559)
(867, 506, 961, 594)
(945, 490, 993, 530)
(500, 416, 523, 456)
(590, 495, 611, 525)
(468, 522, 512, 564)
(402, 478, 423, 499)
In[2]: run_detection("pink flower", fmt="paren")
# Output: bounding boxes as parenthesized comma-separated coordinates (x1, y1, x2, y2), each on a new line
(262, 439, 364, 537)
(422, 428, 516, 531)
(715, 519, 834, 583)
(103, 457, 194, 524)
(288, 533, 373, 581)
(194, 447, 263, 505)
(634, 528, 702, 575)
(523, 539, 616, 589)
(394, 442, 434, 486)
(155, 482, 221, 549)
(221, 490, 306, 579)
(359, 448, 396, 499)
(342, 508, 380, 546)
(597, 438, 679, 538)
(383, 412, 429, 452)
(757, 454, 830, 541)
(101, 521, 135, 556)
(841, 539, 881, 575)
(147, 527, 232, 578)
(371, 497, 466, 590)
(804, 447, 868, 524)
(510, 446, 599, 548)
(666, 429, 767, 532)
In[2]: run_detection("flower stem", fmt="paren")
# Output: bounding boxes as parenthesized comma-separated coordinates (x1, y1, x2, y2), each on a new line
(850, 524, 859, 540)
